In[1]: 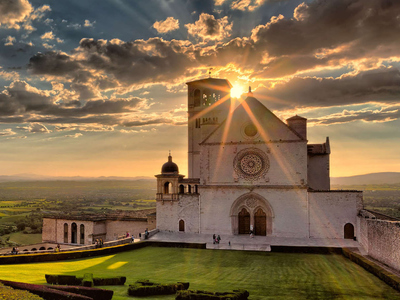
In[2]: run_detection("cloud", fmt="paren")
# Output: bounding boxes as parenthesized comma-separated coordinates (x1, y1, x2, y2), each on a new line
(64, 132, 83, 138)
(257, 67, 400, 110)
(0, 128, 17, 136)
(22, 123, 51, 133)
(231, 0, 266, 11)
(40, 31, 55, 40)
(153, 17, 179, 34)
(308, 105, 400, 126)
(0, 0, 33, 29)
(42, 43, 54, 49)
(4, 36, 16, 46)
(185, 13, 233, 41)
(84, 20, 95, 27)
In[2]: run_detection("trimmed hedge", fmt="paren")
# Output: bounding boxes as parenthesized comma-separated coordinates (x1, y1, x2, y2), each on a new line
(176, 289, 249, 300)
(342, 248, 400, 292)
(82, 273, 94, 287)
(46, 274, 126, 286)
(45, 274, 81, 285)
(128, 280, 189, 296)
(93, 276, 126, 286)
(0, 241, 206, 265)
(0, 280, 93, 300)
(0, 283, 44, 300)
(46, 285, 113, 300)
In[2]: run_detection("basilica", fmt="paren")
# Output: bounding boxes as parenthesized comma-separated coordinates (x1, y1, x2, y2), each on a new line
(155, 78, 363, 239)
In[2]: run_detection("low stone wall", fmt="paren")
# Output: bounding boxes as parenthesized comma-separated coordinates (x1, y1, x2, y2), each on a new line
(359, 217, 400, 272)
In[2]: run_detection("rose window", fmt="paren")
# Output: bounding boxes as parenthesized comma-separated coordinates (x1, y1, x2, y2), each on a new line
(234, 148, 270, 180)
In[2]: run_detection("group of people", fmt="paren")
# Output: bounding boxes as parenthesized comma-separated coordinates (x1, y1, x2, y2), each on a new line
(95, 238, 104, 248)
(212, 234, 221, 244)
(11, 247, 19, 254)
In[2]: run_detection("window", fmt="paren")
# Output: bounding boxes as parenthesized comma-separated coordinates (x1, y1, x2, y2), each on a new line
(64, 223, 68, 243)
(80, 224, 85, 244)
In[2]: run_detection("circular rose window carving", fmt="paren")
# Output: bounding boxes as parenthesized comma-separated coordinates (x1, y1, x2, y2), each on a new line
(244, 124, 258, 137)
(233, 148, 270, 180)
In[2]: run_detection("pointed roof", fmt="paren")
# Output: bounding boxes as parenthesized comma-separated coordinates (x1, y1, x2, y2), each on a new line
(202, 95, 303, 144)
(287, 115, 307, 121)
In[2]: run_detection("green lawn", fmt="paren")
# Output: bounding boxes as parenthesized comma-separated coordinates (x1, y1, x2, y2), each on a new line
(0, 247, 398, 300)
(3, 232, 42, 245)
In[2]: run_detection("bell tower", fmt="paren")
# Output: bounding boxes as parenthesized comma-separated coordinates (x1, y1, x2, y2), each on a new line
(186, 78, 232, 178)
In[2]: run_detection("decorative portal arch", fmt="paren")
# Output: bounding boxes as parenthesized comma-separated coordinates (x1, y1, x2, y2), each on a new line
(344, 223, 355, 239)
(238, 208, 250, 234)
(230, 192, 274, 235)
(179, 220, 185, 232)
(71, 222, 77, 244)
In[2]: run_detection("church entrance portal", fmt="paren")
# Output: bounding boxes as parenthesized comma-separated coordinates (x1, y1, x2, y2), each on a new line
(238, 208, 250, 234)
(230, 192, 273, 236)
(254, 208, 266, 236)
(344, 223, 354, 239)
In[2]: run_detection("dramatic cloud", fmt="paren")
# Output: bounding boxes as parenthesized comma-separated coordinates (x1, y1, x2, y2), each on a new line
(230, 0, 266, 11)
(0, 0, 33, 29)
(4, 36, 16, 46)
(40, 31, 55, 40)
(258, 67, 400, 110)
(185, 13, 232, 41)
(153, 17, 179, 34)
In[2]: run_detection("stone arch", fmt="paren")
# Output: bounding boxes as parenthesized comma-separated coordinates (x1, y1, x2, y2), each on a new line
(163, 182, 172, 194)
(344, 223, 354, 239)
(71, 222, 77, 244)
(179, 219, 185, 232)
(80, 224, 85, 244)
(179, 184, 184, 194)
(230, 192, 274, 235)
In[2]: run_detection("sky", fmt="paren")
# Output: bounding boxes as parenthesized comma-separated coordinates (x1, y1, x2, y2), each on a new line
(0, 0, 399, 178)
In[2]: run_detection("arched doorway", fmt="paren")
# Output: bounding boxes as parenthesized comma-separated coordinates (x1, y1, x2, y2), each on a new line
(238, 208, 250, 234)
(179, 220, 185, 232)
(80, 224, 85, 244)
(344, 223, 354, 239)
(64, 223, 68, 243)
(254, 208, 266, 236)
(71, 223, 77, 243)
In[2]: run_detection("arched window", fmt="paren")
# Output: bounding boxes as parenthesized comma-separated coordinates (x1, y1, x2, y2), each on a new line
(71, 222, 77, 244)
(194, 89, 201, 107)
(64, 223, 68, 243)
(179, 184, 185, 194)
(164, 182, 172, 194)
(179, 220, 185, 232)
(194, 185, 198, 194)
(188, 185, 192, 193)
(344, 223, 355, 239)
(80, 224, 85, 244)
(39, 247, 46, 250)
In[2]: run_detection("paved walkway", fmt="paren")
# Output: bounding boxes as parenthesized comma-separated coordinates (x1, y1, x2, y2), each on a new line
(148, 231, 362, 252)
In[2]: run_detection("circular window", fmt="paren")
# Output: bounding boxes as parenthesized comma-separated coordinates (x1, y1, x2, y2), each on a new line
(244, 124, 258, 137)
(233, 148, 270, 180)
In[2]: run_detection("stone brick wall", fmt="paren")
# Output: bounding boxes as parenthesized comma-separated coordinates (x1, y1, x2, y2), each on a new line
(308, 191, 362, 239)
(105, 219, 154, 241)
(359, 218, 400, 271)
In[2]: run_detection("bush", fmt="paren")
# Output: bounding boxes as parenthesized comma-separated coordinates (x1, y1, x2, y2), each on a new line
(46, 285, 113, 300)
(45, 274, 82, 285)
(82, 273, 94, 287)
(176, 289, 249, 300)
(93, 277, 126, 286)
(0, 283, 44, 300)
(128, 280, 189, 296)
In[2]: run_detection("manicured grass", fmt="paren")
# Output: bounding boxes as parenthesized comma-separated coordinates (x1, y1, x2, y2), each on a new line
(4, 232, 42, 245)
(0, 247, 398, 299)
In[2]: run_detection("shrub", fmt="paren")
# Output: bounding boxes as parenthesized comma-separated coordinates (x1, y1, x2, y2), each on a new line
(0, 280, 93, 300)
(93, 276, 126, 286)
(82, 273, 94, 287)
(45, 274, 82, 285)
(128, 280, 189, 296)
(176, 289, 249, 300)
(47, 285, 113, 300)
(0, 283, 44, 300)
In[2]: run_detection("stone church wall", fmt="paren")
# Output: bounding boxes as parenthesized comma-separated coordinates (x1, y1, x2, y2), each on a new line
(199, 187, 308, 237)
(105, 220, 153, 240)
(42, 218, 95, 245)
(203, 142, 307, 187)
(359, 218, 400, 271)
(42, 218, 57, 243)
(308, 192, 362, 238)
(156, 194, 199, 233)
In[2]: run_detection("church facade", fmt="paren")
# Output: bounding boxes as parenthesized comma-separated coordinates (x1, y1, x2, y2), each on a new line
(155, 78, 363, 239)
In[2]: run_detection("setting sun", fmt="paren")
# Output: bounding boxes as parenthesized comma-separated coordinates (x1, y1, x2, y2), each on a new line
(231, 84, 245, 99)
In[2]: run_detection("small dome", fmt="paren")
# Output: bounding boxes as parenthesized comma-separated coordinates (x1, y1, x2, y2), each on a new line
(161, 154, 179, 174)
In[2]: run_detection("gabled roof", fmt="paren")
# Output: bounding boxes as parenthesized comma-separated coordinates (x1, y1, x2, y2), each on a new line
(202, 95, 303, 144)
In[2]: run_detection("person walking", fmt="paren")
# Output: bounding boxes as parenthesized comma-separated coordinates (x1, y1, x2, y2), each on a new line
(213, 234, 216, 244)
